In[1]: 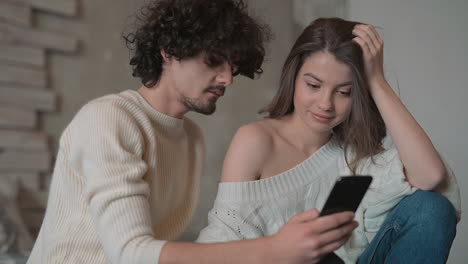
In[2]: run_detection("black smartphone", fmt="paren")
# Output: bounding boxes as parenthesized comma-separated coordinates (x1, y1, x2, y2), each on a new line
(319, 175, 373, 217)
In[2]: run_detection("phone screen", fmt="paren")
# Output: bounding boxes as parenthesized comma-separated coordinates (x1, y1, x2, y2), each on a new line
(319, 175, 373, 217)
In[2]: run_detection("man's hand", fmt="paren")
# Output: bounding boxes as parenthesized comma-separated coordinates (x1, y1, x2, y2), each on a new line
(266, 209, 358, 264)
(160, 210, 356, 264)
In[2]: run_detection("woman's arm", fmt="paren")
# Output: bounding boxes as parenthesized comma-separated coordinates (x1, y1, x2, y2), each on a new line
(352, 24, 445, 190)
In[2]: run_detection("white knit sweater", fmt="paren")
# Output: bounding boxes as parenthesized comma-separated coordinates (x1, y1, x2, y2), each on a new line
(197, 139, 461, 263)
(27, 90, 205, 264)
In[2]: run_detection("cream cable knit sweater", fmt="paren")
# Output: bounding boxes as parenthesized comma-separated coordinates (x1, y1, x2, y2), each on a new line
(28, 90, 205, 264)
(197, 139, 461, 263)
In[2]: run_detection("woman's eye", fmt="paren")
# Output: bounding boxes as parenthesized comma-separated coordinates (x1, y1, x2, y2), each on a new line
(338, 90, 351, 96)
(307, 83, 320, 89)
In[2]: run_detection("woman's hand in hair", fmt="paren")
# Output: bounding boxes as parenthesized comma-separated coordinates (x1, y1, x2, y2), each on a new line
(352, 24, 387, 90)
(352, 26, 446, 190)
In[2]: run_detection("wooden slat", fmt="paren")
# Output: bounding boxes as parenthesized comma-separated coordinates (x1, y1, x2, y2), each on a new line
(0, 86, 55, 111)
(0, 64, 47, 87)
(13, 0, 77, 17)
(0, 173, 18, 198)
(0, 129, 47, 150)
(0, 0, 31, 26)
(20, 208, 45, 231)
(0, 105, 36, 128)
(0, 150, 50, 171)
(0, 21, 78, 53)
(40, 173, 52, 190)
(0, 44, 45, 67)
(18, 172, 41, 191)
(0, 172, 40, 191)
(18, 188, 48, 209)
(0, 30, 13, 42)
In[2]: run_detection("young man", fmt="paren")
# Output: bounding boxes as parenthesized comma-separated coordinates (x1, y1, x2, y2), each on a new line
(27, 1, 357, 263)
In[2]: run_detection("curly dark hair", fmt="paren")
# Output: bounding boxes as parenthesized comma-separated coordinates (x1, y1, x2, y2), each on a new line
(123, 0, 271, 88)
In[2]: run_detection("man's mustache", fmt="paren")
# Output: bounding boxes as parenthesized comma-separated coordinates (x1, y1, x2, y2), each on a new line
(206, 86, 226, 96)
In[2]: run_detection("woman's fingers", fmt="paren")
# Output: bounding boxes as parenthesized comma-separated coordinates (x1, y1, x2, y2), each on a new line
(353, 24, 383, 57)
(359, 25, 382, 49)
(352, 23, 386, 84)
(353, 28, 376, 56)
(366, 24, 383, 45)
(352, 36, 374, 63)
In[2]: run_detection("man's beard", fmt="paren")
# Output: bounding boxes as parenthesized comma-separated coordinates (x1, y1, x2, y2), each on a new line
(181, 86, 225, 115)
(181, 96, 217, 115)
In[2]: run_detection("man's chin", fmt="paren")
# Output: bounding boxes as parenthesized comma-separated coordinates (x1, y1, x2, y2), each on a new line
(193, 104, 216, 115)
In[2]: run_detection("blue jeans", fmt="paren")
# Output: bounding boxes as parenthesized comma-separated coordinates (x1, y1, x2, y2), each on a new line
(357, 190, 457, 264)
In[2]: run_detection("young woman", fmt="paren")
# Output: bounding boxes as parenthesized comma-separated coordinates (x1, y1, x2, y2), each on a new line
(197, 18, 460, 263)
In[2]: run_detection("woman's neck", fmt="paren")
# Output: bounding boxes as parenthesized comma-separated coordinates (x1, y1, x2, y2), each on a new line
(280, 114, 332, 156)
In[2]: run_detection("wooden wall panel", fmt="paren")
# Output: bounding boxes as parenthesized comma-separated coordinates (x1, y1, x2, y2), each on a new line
(0, 0, 31, 26)
(0, 172, 41, 191)
(0, 64, 47, 87)
(0, 150, 50, 171)
(0, 86, 56, 111)
(0, 105, 36, 128)
(0, 21, 78, 53)
(0, 44, 45, 67)
(0, 130, 48, 150)
(0, 0, 79, 241)
(12, 0, 77, 17)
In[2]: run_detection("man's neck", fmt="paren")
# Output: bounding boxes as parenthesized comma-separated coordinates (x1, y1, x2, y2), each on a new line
(137, 85, 187, 119)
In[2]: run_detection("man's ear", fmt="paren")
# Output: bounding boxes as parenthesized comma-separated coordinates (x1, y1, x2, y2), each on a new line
(161, 50, 172, 63)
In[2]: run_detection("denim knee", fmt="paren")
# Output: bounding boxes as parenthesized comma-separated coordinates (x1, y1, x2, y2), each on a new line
(357, 191, 457, 264)
(401, 190, 457, 235)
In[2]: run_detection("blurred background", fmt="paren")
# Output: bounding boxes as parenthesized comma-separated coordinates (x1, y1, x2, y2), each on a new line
(0, 0, 466, 263)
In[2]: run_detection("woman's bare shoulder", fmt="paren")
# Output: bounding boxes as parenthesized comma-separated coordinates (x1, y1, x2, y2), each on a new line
(221, 119, 278, 182)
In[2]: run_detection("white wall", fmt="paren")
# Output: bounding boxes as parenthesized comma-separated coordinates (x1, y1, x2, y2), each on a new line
(348, 0, 468, 262)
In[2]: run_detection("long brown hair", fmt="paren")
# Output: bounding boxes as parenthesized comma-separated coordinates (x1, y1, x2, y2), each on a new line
(260, 17, 386, 173)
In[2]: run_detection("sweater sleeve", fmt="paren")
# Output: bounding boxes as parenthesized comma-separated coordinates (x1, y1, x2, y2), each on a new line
(70, 100, 166, 264)
(196, 202, 243, 243)
(361, 148, 415, 232)
(362, 147, 462, 232)
(196, 199, 264, 243)
(434, 157, 462, 222)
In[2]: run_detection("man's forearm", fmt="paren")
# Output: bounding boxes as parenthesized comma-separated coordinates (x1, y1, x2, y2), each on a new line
(159, 238, 270, 264)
